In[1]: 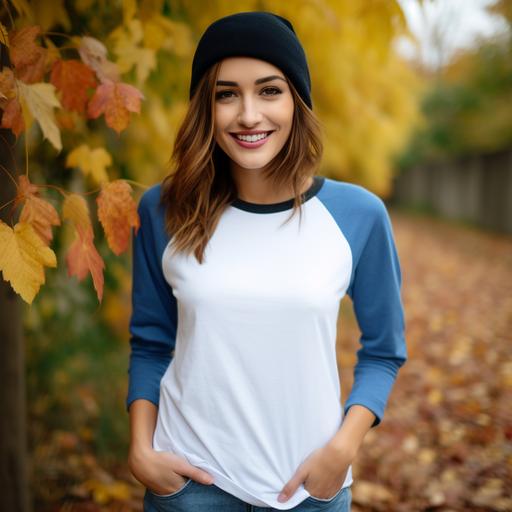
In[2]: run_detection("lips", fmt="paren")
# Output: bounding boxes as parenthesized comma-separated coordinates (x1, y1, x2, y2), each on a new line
(229, 130, 274, 148)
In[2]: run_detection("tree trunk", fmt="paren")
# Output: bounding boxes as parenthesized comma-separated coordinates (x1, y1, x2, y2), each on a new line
(0, 40, 32, 512)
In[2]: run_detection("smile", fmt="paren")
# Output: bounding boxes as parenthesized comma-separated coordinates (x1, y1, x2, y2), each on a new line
(229, 131, 274, 149)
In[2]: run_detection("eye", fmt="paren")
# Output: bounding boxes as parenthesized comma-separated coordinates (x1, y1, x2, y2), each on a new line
(215, 90, 234, 100)
(215, 87, 283, 101)
(261, 87, 282, 96)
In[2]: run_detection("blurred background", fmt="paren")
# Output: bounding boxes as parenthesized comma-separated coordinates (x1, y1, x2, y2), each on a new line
(0, 0, 510, 510)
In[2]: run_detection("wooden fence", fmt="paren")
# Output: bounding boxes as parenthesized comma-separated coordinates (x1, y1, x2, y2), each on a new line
(390, 148, 512, 235)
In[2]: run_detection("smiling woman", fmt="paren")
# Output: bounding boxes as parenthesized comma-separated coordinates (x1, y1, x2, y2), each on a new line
(127, 10, 407, 512)
(213, 58, 298, 201)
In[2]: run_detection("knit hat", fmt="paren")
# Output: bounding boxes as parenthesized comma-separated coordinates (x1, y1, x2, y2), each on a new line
(189, 11, 313, 110)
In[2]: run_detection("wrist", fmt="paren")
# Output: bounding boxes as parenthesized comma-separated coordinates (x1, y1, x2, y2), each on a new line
(129, 442, 153, 463)
(327, 437, 358, 463)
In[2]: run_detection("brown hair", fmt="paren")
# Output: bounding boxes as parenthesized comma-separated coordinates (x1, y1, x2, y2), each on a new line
(159, 60, 323, 264)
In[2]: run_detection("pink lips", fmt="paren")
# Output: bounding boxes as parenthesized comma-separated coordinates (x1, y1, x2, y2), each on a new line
(230, 131, 272, 149)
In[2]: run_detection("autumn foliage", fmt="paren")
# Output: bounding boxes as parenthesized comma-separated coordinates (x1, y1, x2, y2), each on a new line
(0, 22, 142, 304)
(0, 1, 424, 307)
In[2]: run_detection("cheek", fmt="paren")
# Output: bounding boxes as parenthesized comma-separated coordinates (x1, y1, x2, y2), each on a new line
(275, 98, 294, 131)
(214, 106, 229, 133)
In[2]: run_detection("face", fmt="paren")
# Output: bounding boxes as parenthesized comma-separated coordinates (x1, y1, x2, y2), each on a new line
(213, 57, 295, 174)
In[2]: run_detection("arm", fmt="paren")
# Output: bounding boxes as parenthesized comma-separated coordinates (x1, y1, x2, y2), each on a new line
(278, 197, 408, 504)
(126, 188, 177, 452)
(343, 197, 408, 428)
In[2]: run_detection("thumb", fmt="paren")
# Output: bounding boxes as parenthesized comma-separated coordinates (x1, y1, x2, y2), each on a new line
(278, 467, 308, 503)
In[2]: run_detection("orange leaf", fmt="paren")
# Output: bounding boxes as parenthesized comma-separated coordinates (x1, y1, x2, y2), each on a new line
(15, 175, 61, 245)
(66, 225, 105, 303)
(0, 97, 25, 136)
(87, 79, 144, 134)
(8, 25, 48, 84)
(50, 59, 97, 114)
(96, 180, 140, 255)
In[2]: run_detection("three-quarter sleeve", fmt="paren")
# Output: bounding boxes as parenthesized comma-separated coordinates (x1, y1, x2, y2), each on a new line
(345, 198, 408, 427)
(126, 189, 177, 412)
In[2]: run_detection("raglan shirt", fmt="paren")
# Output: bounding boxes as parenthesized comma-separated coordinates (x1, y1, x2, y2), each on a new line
(127, 176, 408, 509)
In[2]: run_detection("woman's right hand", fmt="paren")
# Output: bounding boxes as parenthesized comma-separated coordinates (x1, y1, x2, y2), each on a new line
(128, 446, 215, 496)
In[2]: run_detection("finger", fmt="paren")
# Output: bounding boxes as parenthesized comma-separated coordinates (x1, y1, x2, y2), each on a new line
(164, 454, 215, 485)
(278, 468, 308, 503)
(180, 464, 215, 485)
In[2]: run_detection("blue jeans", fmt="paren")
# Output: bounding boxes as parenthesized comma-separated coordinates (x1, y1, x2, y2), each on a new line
(143, 478, 352, 511)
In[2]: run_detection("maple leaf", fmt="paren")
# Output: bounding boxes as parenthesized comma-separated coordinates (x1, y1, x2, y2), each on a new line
(62, 193, 92, 234)
(61, 192, 104, 303)
(0, 219, 57, 304)
(109, 18, 157, 86)
(66, 227, 105, 302)
(66, 225, 105, 303)
(8, 25, 49, 84)
(96, 180, 140, 256)
(16, 79, 62, 151)
(65, 144, 112, 186)
(77, 36, 120, 84)
(0, 96, 25, 136)
(87, 79, 144, 134)
(0, 68, 24, 136)
(15, 175, 61, 245)
(50, 59, 97, 114)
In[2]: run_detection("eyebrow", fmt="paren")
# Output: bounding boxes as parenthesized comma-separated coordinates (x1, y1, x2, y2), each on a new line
(216, 75, 287, 87)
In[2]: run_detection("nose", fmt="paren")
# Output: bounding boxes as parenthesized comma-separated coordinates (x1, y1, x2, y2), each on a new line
(237, 96, 263, 126)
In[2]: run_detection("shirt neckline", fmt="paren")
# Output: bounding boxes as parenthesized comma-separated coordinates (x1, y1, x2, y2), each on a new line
(230, 175, 325, 214)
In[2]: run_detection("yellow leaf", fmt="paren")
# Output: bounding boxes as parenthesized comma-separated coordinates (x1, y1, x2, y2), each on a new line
(0, 22, 9, 47)
(66, 144, 112, 186)
(110, 19, 157, 86)
(0, 220, 57, 304)
(62, 193, 92, 233)
(145, 16, 194, 57)
(16, 79, 62, 151)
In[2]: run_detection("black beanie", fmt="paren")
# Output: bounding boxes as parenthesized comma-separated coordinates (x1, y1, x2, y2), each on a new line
(189, 11, 313, 110)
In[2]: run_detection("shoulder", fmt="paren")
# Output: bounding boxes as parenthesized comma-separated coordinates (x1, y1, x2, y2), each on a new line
(138, 182, 163, 214)
(135, 182, 170, 249)
(317, 177, 388, 221)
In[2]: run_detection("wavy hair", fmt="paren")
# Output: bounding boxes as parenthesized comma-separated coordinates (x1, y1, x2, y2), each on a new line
(159, 60, 323, 264)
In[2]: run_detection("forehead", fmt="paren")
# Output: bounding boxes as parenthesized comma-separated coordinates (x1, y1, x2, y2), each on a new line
(217, 57, 285, 80)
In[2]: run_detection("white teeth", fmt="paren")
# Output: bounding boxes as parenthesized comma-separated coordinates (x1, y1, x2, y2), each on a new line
(235, 132, 270, 142)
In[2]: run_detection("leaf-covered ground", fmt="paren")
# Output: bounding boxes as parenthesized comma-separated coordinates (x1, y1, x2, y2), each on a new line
(338, 208, 512, 512)
(32, 208, 512, 511)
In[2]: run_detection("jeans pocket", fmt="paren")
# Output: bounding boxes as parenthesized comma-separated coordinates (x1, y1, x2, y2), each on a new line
(306, 484, 346, 504)
(147, 477, 193, 499)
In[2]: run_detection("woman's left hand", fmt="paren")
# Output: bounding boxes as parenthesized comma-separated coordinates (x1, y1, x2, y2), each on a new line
(277, 442, 354, 503)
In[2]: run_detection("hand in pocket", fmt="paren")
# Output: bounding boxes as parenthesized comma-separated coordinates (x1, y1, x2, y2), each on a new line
(129, 448, 214, 496)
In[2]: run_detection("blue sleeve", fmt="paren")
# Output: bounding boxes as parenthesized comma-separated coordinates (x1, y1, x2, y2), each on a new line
(344, 197, 407, 427)
(126, 186, 177, 412)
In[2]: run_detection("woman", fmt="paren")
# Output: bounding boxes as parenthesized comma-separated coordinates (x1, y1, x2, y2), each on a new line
(127, 11, 407, 512)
